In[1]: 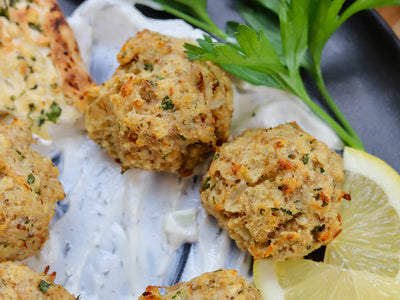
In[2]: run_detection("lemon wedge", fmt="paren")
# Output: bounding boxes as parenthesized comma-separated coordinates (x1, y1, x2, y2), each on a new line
(254, 259, 400, 300)
(325, 147, 400, 278)
(253, 147, 400, 299)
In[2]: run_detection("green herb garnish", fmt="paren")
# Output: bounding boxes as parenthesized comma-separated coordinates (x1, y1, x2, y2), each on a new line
(46, 101, 61, 123)
(161, 96, 174, 110)
(280, 208, 293, 216)
(10, 0, 20, 7)
(0, 8, 9, 20)
(16, 149, 25, 159)
(149, 0, 400, 150)
(38, 280, 51, 293)
(27, 173, 35, 184)
(28, 22, 41, 32)
(178, 134, 187, 141)
(38, 116, 46, 127)
(202, 176, 211, 191)
(27, 103, 35, 123)
(301, 153, 309, 165)
(144, 64, 153, 71)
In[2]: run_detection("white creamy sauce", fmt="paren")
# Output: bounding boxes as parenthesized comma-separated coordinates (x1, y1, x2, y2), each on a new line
(24, 0, 342, 298)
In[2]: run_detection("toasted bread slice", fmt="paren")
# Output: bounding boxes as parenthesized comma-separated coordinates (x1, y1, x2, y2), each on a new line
(0, 0, 92, 138)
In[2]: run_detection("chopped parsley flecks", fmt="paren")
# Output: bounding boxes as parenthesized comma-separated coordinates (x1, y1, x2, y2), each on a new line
(301, 153, 309, 165)
(27, 173, 35, 184)
(46, 101, 61, 123)
(161, 96, 174, 111)
(202, 177, 211, 191)
(38, 280, 51, 293)
(16, 149, 25, 159)
(314, 225, 325, 232)
(28, 22, 42, 32)
(144, 64, 153, 71)
(38, 116, 46, 127)
(280, 208, 293, 216)
(0, 8, 9, 20)
(178, 134, 187, 141)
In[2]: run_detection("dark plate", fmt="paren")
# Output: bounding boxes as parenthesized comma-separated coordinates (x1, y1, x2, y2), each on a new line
(60, 0, 400, 172)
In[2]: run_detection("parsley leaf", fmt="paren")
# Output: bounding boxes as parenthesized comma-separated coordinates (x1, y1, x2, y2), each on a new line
(149, 0, 400, 150)
(46, 101, 61, 123)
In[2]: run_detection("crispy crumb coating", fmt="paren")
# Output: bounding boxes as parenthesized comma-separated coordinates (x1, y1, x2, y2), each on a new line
(200, 123, 348, 260)
(85, 30, 233, 176)
(139, 269, 261, 300)
(0, 261, 75, 299)
(0, 121, 65, 261)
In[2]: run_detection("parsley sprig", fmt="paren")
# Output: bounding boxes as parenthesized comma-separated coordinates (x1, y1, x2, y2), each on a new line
(149, 0, 400, 150)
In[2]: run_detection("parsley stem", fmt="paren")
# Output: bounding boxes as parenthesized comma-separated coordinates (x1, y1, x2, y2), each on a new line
(311, 66, 365, 151)
(156, 5, 228, 41)
(294, 73, 364, 150)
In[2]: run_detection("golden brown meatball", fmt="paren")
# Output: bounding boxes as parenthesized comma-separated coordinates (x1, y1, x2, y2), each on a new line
(0, 261, 76, 299)
(139, 269, 261, 300)
(0, 121, 65, 261)
(85, 30, 233, 176)
(200, 122, 348, 260)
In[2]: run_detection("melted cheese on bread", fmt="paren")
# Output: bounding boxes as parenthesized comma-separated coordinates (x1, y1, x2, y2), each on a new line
(0, 0, 92, 138)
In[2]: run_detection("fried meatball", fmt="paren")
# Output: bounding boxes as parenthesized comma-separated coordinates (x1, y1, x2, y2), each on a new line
(0, 121, 65, 261)
(85, 30, 233, 176)
(139, 269, 261, 300)
(200, 122, 347, 260)
(0, 261, 75, 299)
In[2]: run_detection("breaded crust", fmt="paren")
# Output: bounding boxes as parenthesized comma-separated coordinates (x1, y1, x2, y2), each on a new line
(0, 0, 92, 137)
(201, 123, 348, 260)
(0, 121, 65, 261)
(139, 269, 261, 300)
(0, 261, 75, 299)
(85, 30, 233, 175)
